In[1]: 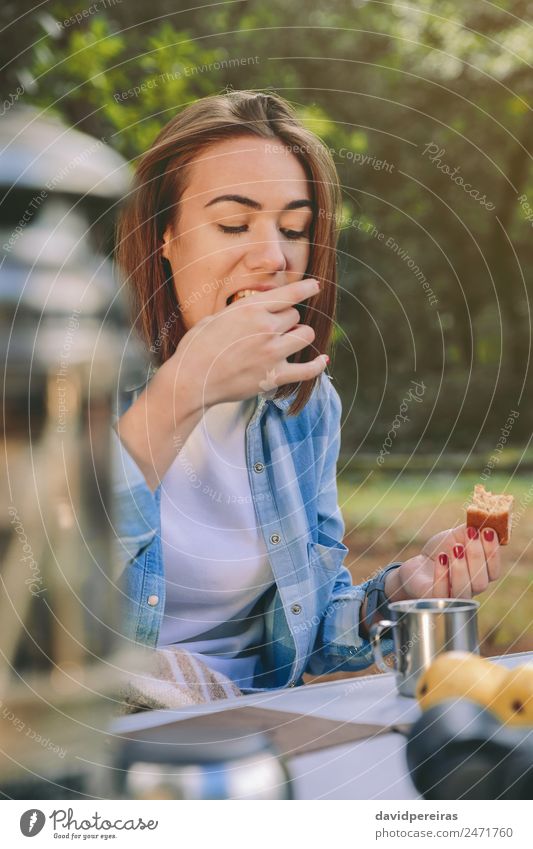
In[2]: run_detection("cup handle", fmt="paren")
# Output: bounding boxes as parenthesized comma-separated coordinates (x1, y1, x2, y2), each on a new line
(369, 619, 396, 673)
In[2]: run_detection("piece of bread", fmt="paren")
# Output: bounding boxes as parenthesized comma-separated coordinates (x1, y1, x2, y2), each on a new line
(466, 484, 514, 545)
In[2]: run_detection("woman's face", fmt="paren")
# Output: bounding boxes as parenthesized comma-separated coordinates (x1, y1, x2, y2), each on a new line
(161, 135, 313, 329)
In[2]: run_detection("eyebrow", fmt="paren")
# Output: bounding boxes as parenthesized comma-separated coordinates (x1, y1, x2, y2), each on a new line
(204, 194, 313, 212)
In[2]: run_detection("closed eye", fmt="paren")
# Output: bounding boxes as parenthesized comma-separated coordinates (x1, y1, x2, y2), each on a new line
(281, 229, 308, 240)
(218, 224, 248, 234)
(218, 224, 308, 240)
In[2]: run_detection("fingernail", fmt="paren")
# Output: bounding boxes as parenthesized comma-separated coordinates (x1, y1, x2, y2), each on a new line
(438, 553, 448, 566)
(324, 355, 330, 364)
(483, 529, 495, 542)
(453, 544, 465, 559)
(467, 526, 479, 540)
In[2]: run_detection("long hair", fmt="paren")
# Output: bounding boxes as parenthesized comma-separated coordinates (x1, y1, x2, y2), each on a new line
(116, 90, 341, 416)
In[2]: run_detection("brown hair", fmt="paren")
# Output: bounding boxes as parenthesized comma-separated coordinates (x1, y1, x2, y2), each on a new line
(116, 90, 341, 416)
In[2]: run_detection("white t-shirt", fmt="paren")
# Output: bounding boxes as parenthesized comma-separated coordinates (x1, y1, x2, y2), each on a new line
(157, 396, 274, 689)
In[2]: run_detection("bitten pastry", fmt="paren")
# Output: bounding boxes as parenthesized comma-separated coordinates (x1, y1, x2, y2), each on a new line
(466, 484, 514, 545)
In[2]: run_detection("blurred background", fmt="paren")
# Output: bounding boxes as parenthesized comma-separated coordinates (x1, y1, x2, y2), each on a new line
(1, 0, 531, 713)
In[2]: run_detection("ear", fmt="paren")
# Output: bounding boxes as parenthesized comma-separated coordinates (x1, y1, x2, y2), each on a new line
(161, 226, 171, 261)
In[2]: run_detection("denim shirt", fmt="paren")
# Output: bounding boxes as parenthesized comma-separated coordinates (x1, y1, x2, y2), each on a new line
(111, 370, 393, 692)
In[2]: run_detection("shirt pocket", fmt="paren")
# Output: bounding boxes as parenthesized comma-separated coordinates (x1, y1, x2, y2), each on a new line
(307, 539, 348, 574)
(305, 540, 348, 628)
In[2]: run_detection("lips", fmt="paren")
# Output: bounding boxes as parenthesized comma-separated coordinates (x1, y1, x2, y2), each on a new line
(226, 289, 259, 306)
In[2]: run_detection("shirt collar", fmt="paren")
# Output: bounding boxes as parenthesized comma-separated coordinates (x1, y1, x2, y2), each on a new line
(269, 394, 293, 410)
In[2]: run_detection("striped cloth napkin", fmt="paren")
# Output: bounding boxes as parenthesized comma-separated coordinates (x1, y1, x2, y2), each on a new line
(118, 646, 242, 714)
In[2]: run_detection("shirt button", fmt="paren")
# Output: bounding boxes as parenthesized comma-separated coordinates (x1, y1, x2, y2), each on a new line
(290, 603, 302, 615)
(289, 682, 296, 688)
(270, 533, 281, 545)
(147, 595, 159, 606)
(253, 462, 265, 473)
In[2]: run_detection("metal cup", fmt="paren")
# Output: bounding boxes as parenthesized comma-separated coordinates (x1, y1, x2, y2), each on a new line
(370, 598, 480, 697)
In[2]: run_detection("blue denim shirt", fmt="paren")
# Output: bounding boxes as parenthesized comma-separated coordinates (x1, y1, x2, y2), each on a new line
(111, 371, 393, 692)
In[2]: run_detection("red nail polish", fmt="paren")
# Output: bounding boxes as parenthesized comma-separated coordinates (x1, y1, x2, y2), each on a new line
(438, 553, 448, 566)
(467, 526, 478, 540)
(453, 544, 465, 559)
(325, 355, 330, 364)
(483, 529, 495, 542)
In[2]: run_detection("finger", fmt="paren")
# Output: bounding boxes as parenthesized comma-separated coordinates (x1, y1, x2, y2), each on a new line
(433, 552, 450, 597)
(448, 542, 472, 599)
(479, 526, 501, 582)
(277, 353, 329, 385)
(276, 323, 316, 359)
(421, 527, 456, 559)
(465, 527, 490, 595)
(274, 306, 301, 333)
(260, 278, 321, 312)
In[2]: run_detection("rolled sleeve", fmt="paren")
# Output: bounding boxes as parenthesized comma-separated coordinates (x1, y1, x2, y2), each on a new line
(110, 423, 159, 580)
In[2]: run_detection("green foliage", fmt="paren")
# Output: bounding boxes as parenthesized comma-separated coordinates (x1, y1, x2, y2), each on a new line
(26, 16, 232, 158)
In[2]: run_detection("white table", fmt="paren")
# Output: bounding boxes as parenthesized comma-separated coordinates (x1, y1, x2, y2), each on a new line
(110, 651, 531, 800)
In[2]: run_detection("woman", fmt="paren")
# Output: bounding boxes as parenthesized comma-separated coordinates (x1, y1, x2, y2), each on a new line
(112, 90, 501, 705)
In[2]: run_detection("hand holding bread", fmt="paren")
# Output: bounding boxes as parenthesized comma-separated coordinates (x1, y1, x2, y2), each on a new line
(384, 484, 512, 603)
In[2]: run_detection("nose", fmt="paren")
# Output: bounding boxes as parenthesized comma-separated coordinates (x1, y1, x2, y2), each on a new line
(243, 230, 287, 275)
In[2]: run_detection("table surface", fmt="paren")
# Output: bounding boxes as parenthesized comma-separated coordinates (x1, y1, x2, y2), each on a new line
(110, 650, 532, 800)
